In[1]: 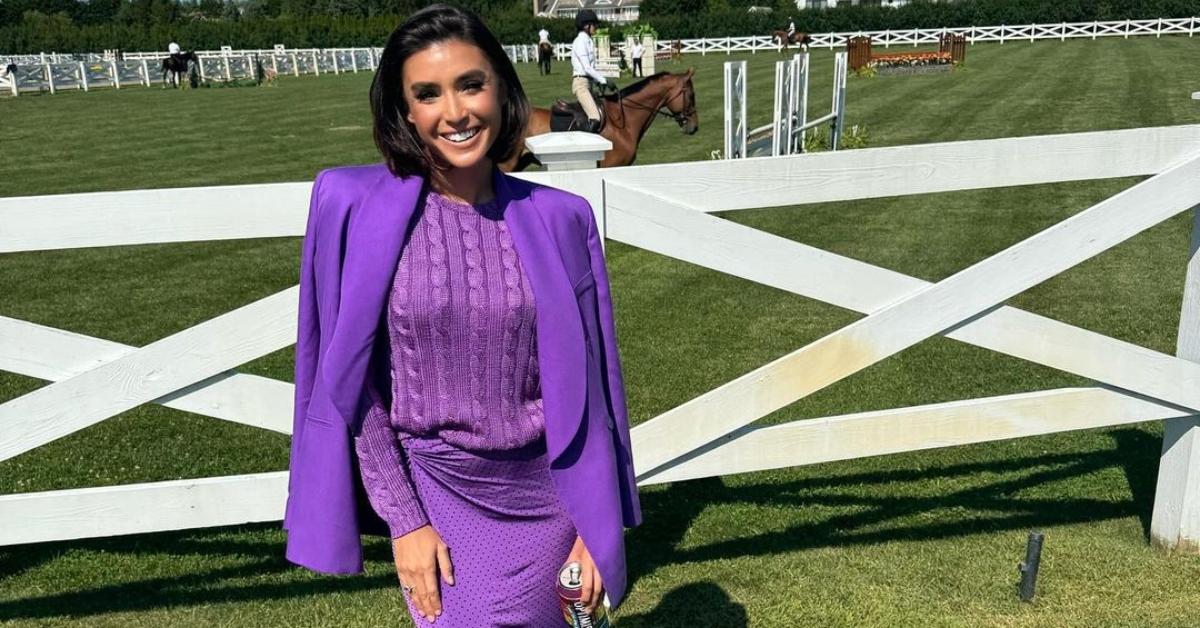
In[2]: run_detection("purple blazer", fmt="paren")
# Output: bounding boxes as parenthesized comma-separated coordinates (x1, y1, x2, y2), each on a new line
(282, 163, 643, 609)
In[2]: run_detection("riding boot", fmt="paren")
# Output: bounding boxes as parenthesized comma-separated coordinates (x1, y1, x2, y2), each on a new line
(586, 119, 602, 133)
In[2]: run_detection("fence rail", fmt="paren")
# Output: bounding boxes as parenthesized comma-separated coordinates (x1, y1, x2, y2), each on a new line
(3, 16, 1197, 96)
(3, 125, 1200, 553)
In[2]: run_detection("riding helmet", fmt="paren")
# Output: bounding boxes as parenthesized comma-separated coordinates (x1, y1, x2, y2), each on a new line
(575, 9, 599, 31)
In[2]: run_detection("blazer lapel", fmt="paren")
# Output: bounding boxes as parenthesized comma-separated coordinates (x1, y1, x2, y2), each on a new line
(494, 168, 587, 463)
(320, 171, 424, 427)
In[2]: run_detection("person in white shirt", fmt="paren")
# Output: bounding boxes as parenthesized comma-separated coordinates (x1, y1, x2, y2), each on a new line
(538, 27, 553, 75)
(570, 9, 607, 133)
(630, 40, 644, 77)
(787, 18, 796, 41)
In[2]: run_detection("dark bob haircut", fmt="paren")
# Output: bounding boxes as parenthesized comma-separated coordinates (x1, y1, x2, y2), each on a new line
(370, 4, 530, 178)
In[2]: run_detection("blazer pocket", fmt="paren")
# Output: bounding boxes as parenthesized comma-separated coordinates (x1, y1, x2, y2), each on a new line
(304, 412, 337, 428)
(572, 270, 596, 297)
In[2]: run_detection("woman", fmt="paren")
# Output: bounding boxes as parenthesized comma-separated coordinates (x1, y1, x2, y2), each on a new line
(281, 5, 642, 627)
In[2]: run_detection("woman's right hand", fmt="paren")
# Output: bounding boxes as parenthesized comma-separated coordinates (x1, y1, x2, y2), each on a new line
(392, 524, 455, 622)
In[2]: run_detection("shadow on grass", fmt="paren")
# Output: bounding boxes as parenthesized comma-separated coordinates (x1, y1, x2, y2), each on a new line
(625, 427, 1162, 585)
(0, 428, 1161, 621)
(617, 582, 747, 627)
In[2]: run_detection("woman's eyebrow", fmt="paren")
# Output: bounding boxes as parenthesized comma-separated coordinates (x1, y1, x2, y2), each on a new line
(409, 70, 488, 92)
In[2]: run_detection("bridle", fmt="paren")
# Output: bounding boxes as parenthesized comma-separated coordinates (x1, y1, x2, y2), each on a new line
(604, 77, 696, 130)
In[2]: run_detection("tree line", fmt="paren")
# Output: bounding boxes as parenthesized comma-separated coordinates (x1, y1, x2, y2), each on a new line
(2, 0, 1198, 54)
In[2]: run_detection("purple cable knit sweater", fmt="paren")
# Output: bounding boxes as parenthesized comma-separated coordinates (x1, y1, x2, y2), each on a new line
(353, 188, 545, 539)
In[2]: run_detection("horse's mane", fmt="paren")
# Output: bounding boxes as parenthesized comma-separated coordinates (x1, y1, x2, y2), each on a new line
(601, 72, 676, 101)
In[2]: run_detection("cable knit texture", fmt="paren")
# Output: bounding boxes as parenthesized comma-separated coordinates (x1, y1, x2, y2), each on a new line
(354, 188, 544, 539)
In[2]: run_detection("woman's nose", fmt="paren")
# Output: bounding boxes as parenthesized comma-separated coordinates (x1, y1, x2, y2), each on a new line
(443, 93, 467, 123)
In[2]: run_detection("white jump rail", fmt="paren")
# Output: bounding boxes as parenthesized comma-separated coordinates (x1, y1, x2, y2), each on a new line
(3, 125, 1200, 554)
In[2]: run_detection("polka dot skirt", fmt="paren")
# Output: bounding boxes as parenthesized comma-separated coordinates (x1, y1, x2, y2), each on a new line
(399, 434, 577, 627)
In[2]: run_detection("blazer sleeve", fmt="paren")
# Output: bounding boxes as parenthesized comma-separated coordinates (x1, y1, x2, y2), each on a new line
(582, 202, 644, 528)
(284, 170, 326, 531)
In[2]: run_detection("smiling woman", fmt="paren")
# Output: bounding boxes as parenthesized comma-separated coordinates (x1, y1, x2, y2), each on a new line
(281, 4, 642, 628)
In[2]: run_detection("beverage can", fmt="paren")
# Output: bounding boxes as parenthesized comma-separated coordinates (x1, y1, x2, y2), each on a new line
(557, 561, 611, 628)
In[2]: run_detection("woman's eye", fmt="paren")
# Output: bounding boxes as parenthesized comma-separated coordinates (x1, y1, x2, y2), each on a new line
(463, 81, 484, 92)
(416, 90, 437, 101)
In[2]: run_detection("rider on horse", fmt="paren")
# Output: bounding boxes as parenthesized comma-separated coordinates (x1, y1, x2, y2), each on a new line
(570, 9, 608, 133)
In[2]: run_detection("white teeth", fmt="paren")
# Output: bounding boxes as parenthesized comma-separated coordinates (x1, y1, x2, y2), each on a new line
(445, 128, 479, 143)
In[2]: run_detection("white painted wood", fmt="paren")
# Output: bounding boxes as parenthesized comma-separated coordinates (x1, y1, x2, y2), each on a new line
(640, 388, 1186, 484)
(602, 182, 1200, 420)
(1151, 206, 1200, 552)
(0, 472, 288, 545)
(0, 287, 298, 462)
(520, 125, 1200, 214)
(524, 132, 612, 171)
(614, 152, 1200, 472)
(0, 316, 293, 434)
(0, 181, 311, 253)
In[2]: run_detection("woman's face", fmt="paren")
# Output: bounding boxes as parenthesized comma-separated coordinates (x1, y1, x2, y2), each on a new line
(402, 39, 504, 172)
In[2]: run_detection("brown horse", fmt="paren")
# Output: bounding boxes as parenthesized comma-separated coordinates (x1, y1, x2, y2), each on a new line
(500, 69, 699, 171)
(771, 30, 813, 52)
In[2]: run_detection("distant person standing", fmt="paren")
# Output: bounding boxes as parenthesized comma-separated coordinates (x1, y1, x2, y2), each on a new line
(630, 39, 644, 77)
(538, 26, 553, 75)
(570, 9, 607, 133)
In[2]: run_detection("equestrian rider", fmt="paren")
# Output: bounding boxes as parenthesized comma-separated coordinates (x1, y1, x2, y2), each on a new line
(787, 18, 796, 41)
(538, 27, 550, 46)
(570, 9, 607, 133)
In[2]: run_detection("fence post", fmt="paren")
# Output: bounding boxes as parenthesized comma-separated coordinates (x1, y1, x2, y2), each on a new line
(291, 53, 299, 77)
(223, 56, 231, 81)
(1093, 21, 1098, 40)
(1000, 24, 1006, 45)
(1151, 206, 1200, 554)
(523, 132, 612, 172)
(1125, 19, 1131, 39)
(829, 51, 846, 151)
(140, 59, 149, 86)
(1158, 17, 1163, 38)
(312, 50, 320, 76)
(1060, 22, 1066, 41)
(78, 61, 88, 91)
(332, 50, 340, 74)
(1030, 23, 1036, 43)
(111, 60, 120, 89)
(45, 63, 55, 94)
(351, 50, 358, 73)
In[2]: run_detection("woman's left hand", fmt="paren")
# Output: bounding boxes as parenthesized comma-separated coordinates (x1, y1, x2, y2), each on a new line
(566, 534, 604, 614)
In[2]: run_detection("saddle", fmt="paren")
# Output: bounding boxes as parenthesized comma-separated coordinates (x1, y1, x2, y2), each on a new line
(550, 99, 605, 133)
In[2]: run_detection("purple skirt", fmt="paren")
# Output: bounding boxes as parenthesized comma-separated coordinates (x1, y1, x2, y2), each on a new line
(400, 434, 577, 627)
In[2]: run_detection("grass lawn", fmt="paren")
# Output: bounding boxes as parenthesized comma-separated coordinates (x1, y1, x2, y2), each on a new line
(4, 35, 1200, 626)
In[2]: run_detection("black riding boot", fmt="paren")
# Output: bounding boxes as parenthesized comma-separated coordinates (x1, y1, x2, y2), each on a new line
(586, 119, 602, 133)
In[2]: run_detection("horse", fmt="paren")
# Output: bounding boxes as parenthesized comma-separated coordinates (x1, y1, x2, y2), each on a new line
(161, 51, 198, 88)
(499, 69, 699, 171)
(771, 30, 812, 52)
(538, 41, 553, 75)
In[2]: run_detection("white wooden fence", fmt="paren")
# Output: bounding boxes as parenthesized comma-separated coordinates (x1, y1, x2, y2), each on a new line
(3, 125, 1200, 553)
(0, 45, 541, 95)
(4, 14, 1198, 94)
(652, 17, 1200, 55)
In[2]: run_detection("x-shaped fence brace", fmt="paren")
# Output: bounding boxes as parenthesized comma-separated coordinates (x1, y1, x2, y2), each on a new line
(3, 125, 1200, 547)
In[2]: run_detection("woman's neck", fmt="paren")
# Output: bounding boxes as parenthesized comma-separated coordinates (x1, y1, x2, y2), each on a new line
(429, 159, 495, 205)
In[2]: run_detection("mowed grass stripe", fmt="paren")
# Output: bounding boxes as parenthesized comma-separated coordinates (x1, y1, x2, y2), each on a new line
(5, 37, 1200, 627)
